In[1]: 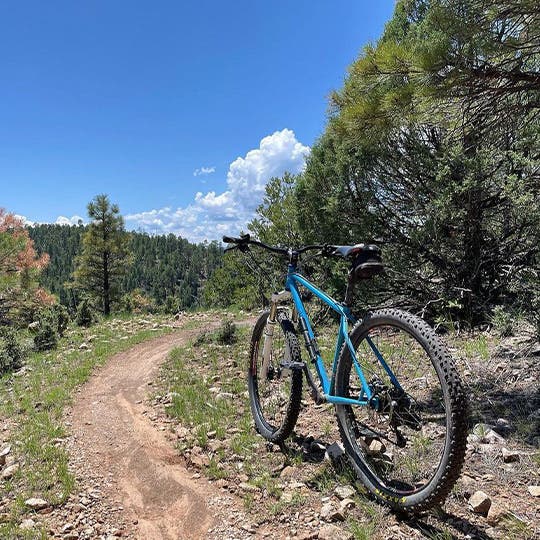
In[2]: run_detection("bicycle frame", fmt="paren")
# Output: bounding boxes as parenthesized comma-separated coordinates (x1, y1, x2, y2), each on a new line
(282, 264, 401, 409)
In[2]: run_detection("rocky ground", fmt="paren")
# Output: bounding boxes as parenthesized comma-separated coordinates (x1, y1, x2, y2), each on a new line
(0, 313, 538, 539)
(150, 319, 539, 540)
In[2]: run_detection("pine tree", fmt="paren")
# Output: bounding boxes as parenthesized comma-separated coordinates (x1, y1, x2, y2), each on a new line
(73, 195, 132, 316)
(297, 0, 540, 324)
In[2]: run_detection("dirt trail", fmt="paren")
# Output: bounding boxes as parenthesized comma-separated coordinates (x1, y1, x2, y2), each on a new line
(68, 327, 223, 540)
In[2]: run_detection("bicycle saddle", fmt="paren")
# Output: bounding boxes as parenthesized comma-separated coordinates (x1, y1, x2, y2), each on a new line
(332, 244, 384, 279)
(332, 244, 379, 258)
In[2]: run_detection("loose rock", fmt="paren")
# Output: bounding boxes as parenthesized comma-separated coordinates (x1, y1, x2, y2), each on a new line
(0, 447, 9, 467)
(1, 463, 19, 479)
(281, 491, 294, 503)
(318, 523, 353, 540)
(469, 490, 491, 514)
(339, 498, 356, 512)
(25, 497, 49, 510)
(528, 485, 540, 497)
(320, 502, 345, 522)
(280, 466, 296, 479)
(19, 518, 36, 530)
(501, 447, 520, 463)
(325, 442, 345, 461)
(486, 503, 508, 525)
(368, 439, 386, 455)
(334, 485, 356, 500)
(239, 482, 259, 493)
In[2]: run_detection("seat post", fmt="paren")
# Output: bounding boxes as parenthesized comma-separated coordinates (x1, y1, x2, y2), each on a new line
(343, 271, 355, 306)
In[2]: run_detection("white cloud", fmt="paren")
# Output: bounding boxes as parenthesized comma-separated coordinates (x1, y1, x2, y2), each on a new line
(193, 166, 216, 177)
(14, 214, 35, 226)
(55, 215, 85, 226)
(126, 128, 310, 242)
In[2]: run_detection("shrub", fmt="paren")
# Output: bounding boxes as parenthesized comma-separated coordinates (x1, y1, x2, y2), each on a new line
(49, 304, 69, 336)
(76, 298, 95, 327)
(121, 289, 156, 314)
(0, 326, 25, 374)
(194, 319, 238, 346)
(490, 306, 517, 338)
(37, 304, 70, 337)
(217, 319, 237, 345)
(33, 322, 58, 351)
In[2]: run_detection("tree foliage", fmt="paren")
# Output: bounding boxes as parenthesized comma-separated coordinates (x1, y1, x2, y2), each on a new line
(0, 326, 25, 374)
(30, 219, 223, 314)
(28, 223, 84, 309)
(297, 0, 540, 324)
(0, 209, 53, 325)
(72, 195, 132, 316)
(207, 0, 540, 329)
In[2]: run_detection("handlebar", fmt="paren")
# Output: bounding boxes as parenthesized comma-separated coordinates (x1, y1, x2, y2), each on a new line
(222, 234, 333, 258)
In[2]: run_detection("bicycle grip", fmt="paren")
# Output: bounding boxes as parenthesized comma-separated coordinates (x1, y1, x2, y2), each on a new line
(222, 235, 237, 244)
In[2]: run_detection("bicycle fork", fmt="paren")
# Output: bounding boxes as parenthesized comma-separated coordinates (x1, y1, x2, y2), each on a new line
(260, 291, 293, 380)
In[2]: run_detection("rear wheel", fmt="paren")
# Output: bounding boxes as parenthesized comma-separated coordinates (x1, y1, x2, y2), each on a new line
(335, 309, 467, 512)
(247, 311, 303, 443)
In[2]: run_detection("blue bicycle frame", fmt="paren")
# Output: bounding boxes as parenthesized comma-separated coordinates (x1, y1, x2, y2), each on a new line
(285, 264, 402, 409)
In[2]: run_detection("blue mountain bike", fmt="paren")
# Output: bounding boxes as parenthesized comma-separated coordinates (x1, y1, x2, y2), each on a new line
(223, 234, 467, 513)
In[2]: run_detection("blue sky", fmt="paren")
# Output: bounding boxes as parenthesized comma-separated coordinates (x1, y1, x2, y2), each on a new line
(1, 1, 395, 242)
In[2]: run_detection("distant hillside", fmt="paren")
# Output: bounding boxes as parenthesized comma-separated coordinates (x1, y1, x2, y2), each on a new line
(28, 224, 222, 311)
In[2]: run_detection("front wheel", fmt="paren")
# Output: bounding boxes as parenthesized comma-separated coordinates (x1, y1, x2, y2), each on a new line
(335, 309, 467, 512)
(247, 311, 303, 443)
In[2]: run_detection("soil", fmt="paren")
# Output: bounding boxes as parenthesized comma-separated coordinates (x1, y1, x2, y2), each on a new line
(47, 317, 251, 539)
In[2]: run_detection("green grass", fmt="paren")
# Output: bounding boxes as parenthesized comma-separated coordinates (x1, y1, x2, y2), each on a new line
(0, 314, 174, 535)
(269, 490, 306, 515)
(306, 461, 337, 493)
(164, 346, 237, 449)
(347, 496, 387, 540)
(461, 333, 491, 361)
(501, 514, 536, 540)
(348, 518, 377, 540)
(158, 324, 305, 513)
(154, 314, 539, 538)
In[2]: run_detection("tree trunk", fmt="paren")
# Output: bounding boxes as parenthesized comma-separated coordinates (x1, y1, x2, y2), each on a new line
(103, 252, 110, 316)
